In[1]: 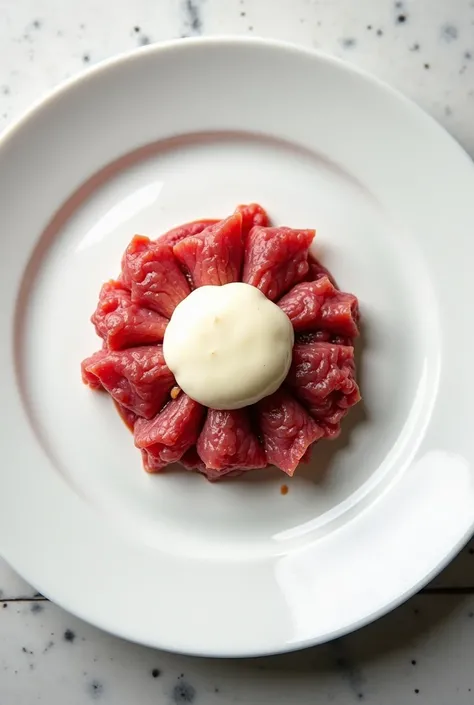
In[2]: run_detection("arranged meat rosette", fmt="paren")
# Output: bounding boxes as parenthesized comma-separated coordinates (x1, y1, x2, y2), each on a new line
(82, 203, 360, 480)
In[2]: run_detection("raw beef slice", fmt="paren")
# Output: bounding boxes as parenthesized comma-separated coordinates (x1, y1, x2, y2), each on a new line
(278, 276, 359, 338)
(121, 235, 190, 318)
(134, 394, 205, 472)
(159, 219, 219, 247)
(258, 389, 324, 475)
(173, 213, 244, 287)
(81, 346, 174, 419)
(288, 342, 360, 438)
(242, 226, 315, 300)
(92, 280, 168, 350)
(197, 408, 266, 476)
(235, 203, 269, 238)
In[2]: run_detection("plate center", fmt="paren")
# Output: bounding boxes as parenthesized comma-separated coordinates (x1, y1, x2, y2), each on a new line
(18, 132, 438, 558)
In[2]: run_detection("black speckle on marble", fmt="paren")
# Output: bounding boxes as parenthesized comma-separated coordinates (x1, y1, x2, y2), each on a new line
(441, 24, 458, 42)
(395, 0, 403, 7)
(80, 23, 86, 29)
(134, 25, 140, 33)
(334, 650, 366, 702)
(32, 19, 42, 29)
(397, 14, 407, 23)
(172, 680, 196, 703)
(468, 611, 473, 618)
(2, 603, 7, 608)
(21, 647, 34, 655)
(30, 603, 43, 614)
(88, 680, 104, 699)
(64, 629, 76, 643)
(240, 11, 246, 17)
(366, 24, 372, 30)
(214, 687, 219, 693)
(376, 29, 383, 36)
(42, 640, 54, 654)
(410, 42, 420, 51)
(83, 53, 90, 63)
(424, 63, 430, 69)
(151, 668, 161, 678)
(465, 51, 472, 60)
(340, 37, 357, 49)
(414, 689, 420, 695)
(248, 25, 254, 31)
(182, 0, 203, 36)
(469, 547, 474, 554)
(411, 659, 417, 666)
(138, 34, 151, 46)
(460, 64, 468, 74)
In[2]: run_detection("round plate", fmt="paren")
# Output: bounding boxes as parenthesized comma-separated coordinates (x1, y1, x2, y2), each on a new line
(1, 37, 474, 657)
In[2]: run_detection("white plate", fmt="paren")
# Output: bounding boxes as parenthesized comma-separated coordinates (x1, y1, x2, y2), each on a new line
(1, 37, 474, 657)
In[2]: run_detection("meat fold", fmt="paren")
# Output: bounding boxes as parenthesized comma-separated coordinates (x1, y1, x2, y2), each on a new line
(173, 213, 244, 287)
(242, 226, 314, 300)
(121, 235, 190, 318)
(235, 203, 269, 238)
(258, 389, 324, 476)
(287, 342, 360, 438)
(134, 394, 205, 472)
(196, 408, 266, 478)
(81, 346, 174, 419)
(92, 280, 167, 350)
(278, 276, 359, 338)
(159, 219, 219, 247)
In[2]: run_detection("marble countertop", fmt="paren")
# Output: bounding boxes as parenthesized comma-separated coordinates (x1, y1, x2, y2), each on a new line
(1, 0, 474, 702)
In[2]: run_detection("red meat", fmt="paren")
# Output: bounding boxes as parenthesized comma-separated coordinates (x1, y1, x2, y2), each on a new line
(287, 342, 360, 438)
(196, 408, 266, 476)
(180, 446, 206, 473)
(81, 346, 174, 419)
(180, 446, 249, 481)
(92, 280, 167, 350)
(121, 236, 190, 318)
(235, 203, 269, 238)
(114, 401, 138, 431)
(173, 213, 244, 287)
(82, 202, 361, 480)
(134, 394, 205, 472)
(242, 226, 315, 300)
(278, 276, 359, 338)
(296, 330, 353, 346)
(159, 219, 219, 247)
(258, 389, 324, 476)
(307, 255, 337, 287)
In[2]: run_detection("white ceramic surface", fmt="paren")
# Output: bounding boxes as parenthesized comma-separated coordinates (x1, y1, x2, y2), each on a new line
(1, 36, 474, 658)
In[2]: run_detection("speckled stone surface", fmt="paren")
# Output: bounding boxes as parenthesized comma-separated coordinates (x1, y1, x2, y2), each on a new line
(1, 0, 474, 702)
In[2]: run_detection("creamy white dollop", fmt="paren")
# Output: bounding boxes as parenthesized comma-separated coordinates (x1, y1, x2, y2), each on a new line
(163, 283, 294, 410)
